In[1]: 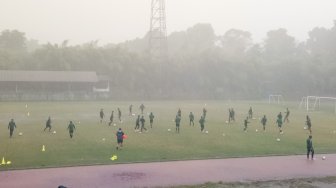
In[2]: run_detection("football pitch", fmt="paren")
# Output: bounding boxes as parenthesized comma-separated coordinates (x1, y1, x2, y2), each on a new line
(0, 100, 335, 170)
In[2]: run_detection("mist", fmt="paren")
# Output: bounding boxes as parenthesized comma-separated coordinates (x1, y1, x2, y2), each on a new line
(0, 0, 336, 100)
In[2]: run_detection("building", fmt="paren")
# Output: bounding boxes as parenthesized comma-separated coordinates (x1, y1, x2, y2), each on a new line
(0, 70, 109, 100)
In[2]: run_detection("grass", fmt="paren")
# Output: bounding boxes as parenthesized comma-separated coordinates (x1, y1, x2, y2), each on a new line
(0, 100, 336, 170)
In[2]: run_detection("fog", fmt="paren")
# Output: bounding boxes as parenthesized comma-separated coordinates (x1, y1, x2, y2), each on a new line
(0, 0, 336, 100)
(1, 0, 336, 44)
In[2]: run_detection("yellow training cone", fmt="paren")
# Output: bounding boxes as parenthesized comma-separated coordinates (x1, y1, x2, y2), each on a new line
(6, 161, 11, 165)
(110, 155, 118, 161)
(1, 157, 6, 165)
(42, 145, 45, 152)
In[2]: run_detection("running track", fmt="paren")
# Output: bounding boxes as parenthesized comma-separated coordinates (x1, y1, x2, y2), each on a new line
(1, 154, 336, 188)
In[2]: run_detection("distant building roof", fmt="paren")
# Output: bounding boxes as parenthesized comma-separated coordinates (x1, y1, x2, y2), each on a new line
(0, 70, 98, 83)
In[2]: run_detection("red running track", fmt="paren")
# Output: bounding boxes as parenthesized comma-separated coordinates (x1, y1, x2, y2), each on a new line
(1, 154, 336, 188)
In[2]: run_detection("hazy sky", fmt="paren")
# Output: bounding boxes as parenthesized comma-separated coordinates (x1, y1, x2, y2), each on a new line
(0, 0, 335, 45)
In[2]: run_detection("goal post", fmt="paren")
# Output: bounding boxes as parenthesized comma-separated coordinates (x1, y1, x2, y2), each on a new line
(299, 96, 336, 113)
(268, 94, 283, 104)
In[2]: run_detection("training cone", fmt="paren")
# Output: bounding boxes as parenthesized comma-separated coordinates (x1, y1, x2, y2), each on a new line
(6, 161, 11, 165)
(1, 157, 6, 165)
(42, 145, 45, 152)
(110, 155, 118, 161)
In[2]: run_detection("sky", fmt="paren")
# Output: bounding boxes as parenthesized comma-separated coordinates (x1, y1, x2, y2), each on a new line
(0, 0, 335, 45)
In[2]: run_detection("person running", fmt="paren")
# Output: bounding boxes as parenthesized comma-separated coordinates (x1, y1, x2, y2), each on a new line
(203, 107, 207, 118)
(199, 116, 205, 132)
(261, 115, 267, 131)
(67, 121, 76, 138)
(8, 119, 16, 138)
(135, 115, 140, 130)
(284, 108, 290, 123)
(99, 109, 104, 124)
(189, 112, 194, 126)
(140, 115, 147, 132)
(175, 115, 181, 133)
(116, 128, 125, 150)
(44, 116, 52, 131)
(248, 107, 253, 119)
(306, 115, 312, 134)
(118, 108, 122, 122)
(306, 135, 314, 160)
(108, 111, 114, 126)
(149, 112, 155, 128)
(243, 117, 250, 132)
(139, 104, 145, 114)
(276, 115, 283, 134)
(129, 104, 133, 116)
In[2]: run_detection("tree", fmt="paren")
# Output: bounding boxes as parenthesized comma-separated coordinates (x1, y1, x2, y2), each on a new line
(0, 30, 27, 53)
(219, 29, 252, 60)
(263, 28, 297, 64)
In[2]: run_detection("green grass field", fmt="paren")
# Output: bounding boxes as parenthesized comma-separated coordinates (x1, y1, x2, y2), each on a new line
(0, 100, 336, 170)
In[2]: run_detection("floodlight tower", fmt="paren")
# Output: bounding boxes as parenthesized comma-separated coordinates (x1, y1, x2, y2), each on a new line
(149, 0, 167, 62)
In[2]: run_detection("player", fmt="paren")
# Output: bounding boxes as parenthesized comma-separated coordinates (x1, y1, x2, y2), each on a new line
(199, 116, 205, 132)
(8, 119, 16, 138)
(116, 128, 125, 150)
(306, 115, 312, 134)
(44, 116, 52, 131)
(229, 108, 235, 122)
(139, 104, 145, 114)
(231, 108, 235, 121)
(140, 115, 147, 132)
(118, 108, 122, 122)
(284, 108, 290, 123)
(243, 117, 249, 132)
(261, 115, 267, 131)
(149, 112, 154, 128)
(177, 108, 181, 117)
(175, 115, 181, 133)
(189, 112, 194, 126)
(228, 108, 232, 123)
(276, 115, 283, 134)
(108, 111, 114, 126)
(129, 104, 133, 116)
(67, 121, 76, 138)
(99, 109, 104, 124)
(248, 107, 253, 119)
(134, 115, 140, 130)
(203, 107, 207, 118)
(306, 135, 314, 160)
(277, 112, 283, 121)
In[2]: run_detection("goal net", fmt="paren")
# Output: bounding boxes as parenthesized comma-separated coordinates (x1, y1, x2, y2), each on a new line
(268, 94, 283, 104)
(299, 96, 336, 113)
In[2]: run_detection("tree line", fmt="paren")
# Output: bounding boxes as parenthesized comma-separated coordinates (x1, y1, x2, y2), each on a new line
(1, 21, 336, 99)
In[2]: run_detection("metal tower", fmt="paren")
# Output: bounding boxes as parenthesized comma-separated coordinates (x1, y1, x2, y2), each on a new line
(149, 0, 167, 62)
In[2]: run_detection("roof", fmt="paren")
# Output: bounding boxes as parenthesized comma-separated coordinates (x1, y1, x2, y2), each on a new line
(0, 70, 98, 83)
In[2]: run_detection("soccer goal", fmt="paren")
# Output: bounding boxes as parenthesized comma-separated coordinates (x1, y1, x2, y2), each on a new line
(268, 94, 283, 104)
(299, 96, 336, 113)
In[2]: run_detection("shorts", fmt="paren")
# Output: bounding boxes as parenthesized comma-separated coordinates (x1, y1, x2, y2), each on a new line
(117, 139, 123, 144)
